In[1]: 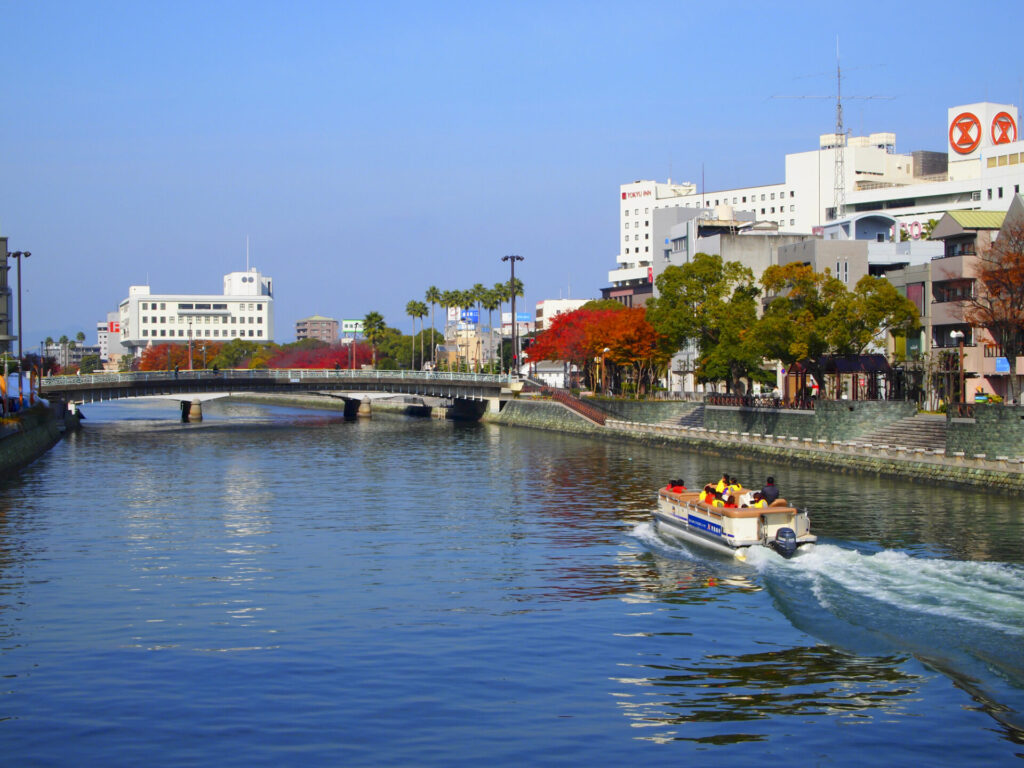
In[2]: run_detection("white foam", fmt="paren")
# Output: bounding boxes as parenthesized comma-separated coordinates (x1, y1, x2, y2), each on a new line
(752, 543, 1024, 638)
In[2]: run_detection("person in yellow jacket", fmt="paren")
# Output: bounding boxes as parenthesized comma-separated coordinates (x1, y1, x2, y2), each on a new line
(715, 472, 729, 493)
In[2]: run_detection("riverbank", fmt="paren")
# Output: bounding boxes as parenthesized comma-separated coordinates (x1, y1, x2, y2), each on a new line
(487, 398, 1024, 494)
(225, 393, 1023, 493)
(0, 405, 65, 479)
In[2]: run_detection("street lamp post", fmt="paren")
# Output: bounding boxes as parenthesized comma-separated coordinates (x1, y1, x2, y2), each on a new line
(501, 254, 523, 376)
(187, 318, 194, 371)
(950, 329, 965, 410)
(602, 347, 610, 396)
(202, 343, 207, 369)
(8, 250, 31, 404)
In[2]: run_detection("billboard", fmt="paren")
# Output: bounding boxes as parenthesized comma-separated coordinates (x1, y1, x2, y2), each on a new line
(342, 319, 364, 333)
(460, 309, 479, 323)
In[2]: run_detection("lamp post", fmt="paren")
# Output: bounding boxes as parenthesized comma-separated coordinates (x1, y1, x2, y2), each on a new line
(202, 343, 207, 369)
(187, 318, 194, 371)
(501, 254, 523, 376)
(602, 347, 610, 396)
(950, 329, 965, 409)
(8, 250, 31, 404)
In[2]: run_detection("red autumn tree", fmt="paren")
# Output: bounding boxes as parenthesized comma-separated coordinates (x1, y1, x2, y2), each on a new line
(527, 306, 668, 395)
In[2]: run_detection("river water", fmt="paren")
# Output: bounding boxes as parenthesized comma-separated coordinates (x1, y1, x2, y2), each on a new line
(1, 399, 1022, 766)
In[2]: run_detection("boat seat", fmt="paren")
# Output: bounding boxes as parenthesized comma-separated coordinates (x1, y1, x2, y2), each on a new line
(769, 498, 788, 507)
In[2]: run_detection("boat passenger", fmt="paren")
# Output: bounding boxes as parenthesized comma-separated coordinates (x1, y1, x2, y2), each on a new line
(728, 476, 742, 495)
(760, 476, 779, 503)
(699, 484, 715, 504)
(715, 472, 730, 493)
(749, 492, 768, 509)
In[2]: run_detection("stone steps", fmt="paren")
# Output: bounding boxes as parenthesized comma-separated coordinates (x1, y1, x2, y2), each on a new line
(658, 405, 705, 428)
(855, 414, 947, 451)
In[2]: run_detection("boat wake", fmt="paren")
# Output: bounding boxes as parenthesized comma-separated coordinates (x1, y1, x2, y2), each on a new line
(746, 543, 1024, 640)
(634, 522, 1024, 737)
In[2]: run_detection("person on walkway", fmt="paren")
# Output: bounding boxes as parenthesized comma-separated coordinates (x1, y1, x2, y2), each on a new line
(760, 476, 779, 503)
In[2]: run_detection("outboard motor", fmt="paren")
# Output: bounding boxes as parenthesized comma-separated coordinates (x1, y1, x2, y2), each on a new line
(771, 527, 797, 558)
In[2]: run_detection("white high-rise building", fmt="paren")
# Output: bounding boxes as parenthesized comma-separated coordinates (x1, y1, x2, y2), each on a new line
(610, 101, 1024, 289)
(118, 269, 274, 355)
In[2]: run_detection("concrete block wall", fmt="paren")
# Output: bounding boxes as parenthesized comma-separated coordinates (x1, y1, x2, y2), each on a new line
(947, 405, 1024, 458)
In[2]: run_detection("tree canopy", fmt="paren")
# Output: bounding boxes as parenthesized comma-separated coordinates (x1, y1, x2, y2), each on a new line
(647, 253, 767, 393)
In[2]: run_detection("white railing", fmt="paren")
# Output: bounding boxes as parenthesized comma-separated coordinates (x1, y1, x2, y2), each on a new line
(42, 369, 513, 388)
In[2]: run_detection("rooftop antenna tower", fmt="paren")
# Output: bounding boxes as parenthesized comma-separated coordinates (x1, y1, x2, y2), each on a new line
(770, 42, 893, 224)
(833, 37, 846, 221)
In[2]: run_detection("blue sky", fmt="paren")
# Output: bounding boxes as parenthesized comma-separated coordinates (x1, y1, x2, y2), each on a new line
(2, 0, 1023, 346)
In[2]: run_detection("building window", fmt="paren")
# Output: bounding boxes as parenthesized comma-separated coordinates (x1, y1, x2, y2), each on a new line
(998, 187, 1004, 198)
(742, 196, 747, 202)
(141, 302, 148, 310)
(770, 193, 775, 200)
(625, 222, 629, 228)
(790, 219, 796, 226)
(142, 329, 148, 337)
(790, 191, 794, 197)
(160, 330, 166, 337)
(160, 303, 166, 310)
(988, 189, 993, 200)
(790, 205, 795, 212)
(761, 208, 765, 214)
(761, 194, 765, 201)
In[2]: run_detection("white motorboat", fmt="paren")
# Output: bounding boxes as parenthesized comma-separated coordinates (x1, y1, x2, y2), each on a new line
(654, 486, 816, 559)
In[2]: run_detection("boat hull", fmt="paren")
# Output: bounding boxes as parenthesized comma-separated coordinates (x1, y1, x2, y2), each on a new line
(654, 489, 816, 558)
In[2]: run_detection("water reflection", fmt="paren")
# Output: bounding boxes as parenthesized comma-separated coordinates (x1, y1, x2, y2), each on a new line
(613, 644, 919, 744)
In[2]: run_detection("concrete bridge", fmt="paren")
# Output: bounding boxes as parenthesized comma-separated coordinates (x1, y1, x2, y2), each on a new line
(40, 369, 521, 420)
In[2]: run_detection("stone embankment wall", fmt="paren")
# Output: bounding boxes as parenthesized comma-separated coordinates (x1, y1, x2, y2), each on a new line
(0, 405, 62, 479)
(948, 405, 1024, 458)
(584, 399, 701, 423)
(483, 399, 603, 435)
(704, 400, 915, 441)
(606, 419, 1023, 493)
(487, 398, 1023, 493)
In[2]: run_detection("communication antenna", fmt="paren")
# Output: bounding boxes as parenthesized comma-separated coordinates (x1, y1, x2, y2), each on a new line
(833, 38, 846, 220)
(770, 39, 894, 222)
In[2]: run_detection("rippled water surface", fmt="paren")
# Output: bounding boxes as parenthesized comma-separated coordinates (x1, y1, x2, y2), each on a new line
(1, 399, 1022, 766)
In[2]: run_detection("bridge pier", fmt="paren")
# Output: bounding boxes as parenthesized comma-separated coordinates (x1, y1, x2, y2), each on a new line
(180, 399, 203, 422)
(357, 399, 372, 418)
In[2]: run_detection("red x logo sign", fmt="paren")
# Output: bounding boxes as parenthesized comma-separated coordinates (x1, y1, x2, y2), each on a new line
(992, 112, 1017, 144)
(949, 112, 982, 154)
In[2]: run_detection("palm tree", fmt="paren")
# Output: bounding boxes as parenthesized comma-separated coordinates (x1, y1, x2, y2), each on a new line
(406, 300, 420, 369)
(414, 301, 429, 369)
(481, 288, 501, 370)
(362, 311, 386, 368)
(439, 290, 457, 369)
(425, 286, 441, 366)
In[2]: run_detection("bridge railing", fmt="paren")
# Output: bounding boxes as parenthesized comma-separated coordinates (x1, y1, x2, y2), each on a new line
(42, 369, 515, 388)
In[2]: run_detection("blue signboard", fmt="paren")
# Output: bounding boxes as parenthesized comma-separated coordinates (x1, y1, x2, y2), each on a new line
(460, 309, 479, 323)
(996, 357, 1010, 373)
(516, 312, 531, 323)
(687, 514, 723, 537)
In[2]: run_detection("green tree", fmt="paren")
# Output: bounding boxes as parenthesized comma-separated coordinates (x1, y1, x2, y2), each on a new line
(756, 263, 919, 397)
(647, 253, 765, 393)
(79, 354, 101, 374)
(362, 311, 386, 368)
